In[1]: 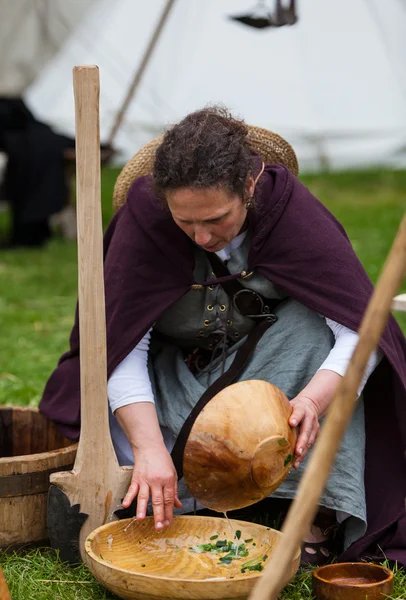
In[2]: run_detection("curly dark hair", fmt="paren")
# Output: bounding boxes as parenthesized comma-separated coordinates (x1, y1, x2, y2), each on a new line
(152, 106, 254, 201)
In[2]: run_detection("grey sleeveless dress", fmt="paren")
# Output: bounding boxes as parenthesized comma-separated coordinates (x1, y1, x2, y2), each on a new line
(111, 234, 367, 549)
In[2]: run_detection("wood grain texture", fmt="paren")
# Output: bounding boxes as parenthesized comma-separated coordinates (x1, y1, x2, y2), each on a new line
(0, 407, 74, 469)
(184, 380, 296, 512)
(49, 66, 131, 562)
(249, 215, 406, 600)
(0, 407, 76, 547)
(85, 515, 300, 600)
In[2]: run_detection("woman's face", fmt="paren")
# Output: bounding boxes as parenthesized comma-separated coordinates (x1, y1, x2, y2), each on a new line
(166, 180, 254, 252)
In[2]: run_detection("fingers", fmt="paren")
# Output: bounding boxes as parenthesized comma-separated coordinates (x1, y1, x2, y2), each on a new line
(124, 452, 182, 530)
(122, 479, 139, 508)
(293, 416, 319, 469)
(307, 426, 318, 448)
(127, 477, 182, 530)
(150, 485, 166, 530)
(136, 482, 150, 521)
(163, 484, 176, 527)
(289, 404, 305, 428)
(295, 415, 312, 457)
(174, 480, 183, 509)
(161, 475, 182, 526)
(289, 396, 320, 470)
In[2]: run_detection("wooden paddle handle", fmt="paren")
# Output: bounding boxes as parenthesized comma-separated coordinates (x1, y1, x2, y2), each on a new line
(73, 65, 116, 471)
(249, 214, 406, 600)
(0, 566, 11, 600)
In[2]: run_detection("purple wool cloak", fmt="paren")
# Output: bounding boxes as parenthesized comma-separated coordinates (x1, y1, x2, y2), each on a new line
(39, 163, 406, 565)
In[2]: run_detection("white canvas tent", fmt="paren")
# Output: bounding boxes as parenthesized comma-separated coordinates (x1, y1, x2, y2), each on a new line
(24, 0, 406, 171)
(0, 0, 96, 95)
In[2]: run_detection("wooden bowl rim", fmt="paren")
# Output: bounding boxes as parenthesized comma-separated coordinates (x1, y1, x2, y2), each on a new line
(312, 562, 394, 587)
(0, 442, 78, 466)
(0, 406, 77, 466)
(86, 515, 301, 584)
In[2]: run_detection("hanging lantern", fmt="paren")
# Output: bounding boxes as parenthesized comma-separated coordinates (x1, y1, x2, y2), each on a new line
(229, 0, 298, 30)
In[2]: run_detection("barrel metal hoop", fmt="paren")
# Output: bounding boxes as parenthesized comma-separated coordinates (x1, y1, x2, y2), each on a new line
(0, 464, 74, 498)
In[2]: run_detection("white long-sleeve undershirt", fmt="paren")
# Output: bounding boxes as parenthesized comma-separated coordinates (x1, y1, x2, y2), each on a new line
(108, 332, 153, 413)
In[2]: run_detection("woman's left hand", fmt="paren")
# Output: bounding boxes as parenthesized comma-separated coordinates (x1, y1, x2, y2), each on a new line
(287, 369, 343, 469)
(289, 395, 320, 468)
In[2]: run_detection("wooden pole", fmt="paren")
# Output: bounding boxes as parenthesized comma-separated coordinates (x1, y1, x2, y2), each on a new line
(107, 0, 176, 147)
(50, 66, 131, 562)
(249, 214, 406, 600)
(72, 65, 112, 473)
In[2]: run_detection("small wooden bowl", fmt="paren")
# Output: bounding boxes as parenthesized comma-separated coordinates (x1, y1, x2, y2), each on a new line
(85, 515, 301, 600)
(312, 562, 394, 600)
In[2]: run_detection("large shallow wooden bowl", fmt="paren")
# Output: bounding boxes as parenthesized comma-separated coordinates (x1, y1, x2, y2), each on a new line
(184, 380, 296, 512)
(85, 515, 301, 600)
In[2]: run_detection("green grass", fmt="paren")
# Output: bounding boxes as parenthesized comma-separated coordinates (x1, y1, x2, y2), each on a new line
(302, 169, 406, 290)
(0, 548, 117, 600)
(1, 546, 406, 600)
(0, 167, 405, 598)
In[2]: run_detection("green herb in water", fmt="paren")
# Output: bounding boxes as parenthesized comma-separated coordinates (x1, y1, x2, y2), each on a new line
(241, 555, 268, 573)
(187, 531, 259, 567)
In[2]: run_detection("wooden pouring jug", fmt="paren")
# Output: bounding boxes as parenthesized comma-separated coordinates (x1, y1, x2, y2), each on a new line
(183, 379, 296, 512)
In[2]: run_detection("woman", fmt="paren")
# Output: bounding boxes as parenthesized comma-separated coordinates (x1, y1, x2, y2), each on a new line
(40, 107, 406, 566)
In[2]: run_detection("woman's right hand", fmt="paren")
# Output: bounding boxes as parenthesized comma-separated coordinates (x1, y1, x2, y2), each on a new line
(114, 402, 183, 531)
(122, 442, 182, 531)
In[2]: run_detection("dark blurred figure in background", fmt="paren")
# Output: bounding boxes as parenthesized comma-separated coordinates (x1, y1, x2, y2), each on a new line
(0, 97, 75, 248)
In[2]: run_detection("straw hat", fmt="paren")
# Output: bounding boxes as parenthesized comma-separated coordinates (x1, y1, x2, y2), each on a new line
(112, 125, 299, 212)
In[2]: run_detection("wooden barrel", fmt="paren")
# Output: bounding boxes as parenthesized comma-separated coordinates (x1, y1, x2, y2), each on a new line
(0, 406, 77, 549)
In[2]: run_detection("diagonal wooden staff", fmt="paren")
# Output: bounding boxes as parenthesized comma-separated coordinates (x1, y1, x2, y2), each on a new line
(249, 214, 406, 600)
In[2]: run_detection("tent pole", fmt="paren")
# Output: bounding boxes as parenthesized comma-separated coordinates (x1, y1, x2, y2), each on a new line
(107, 0, 176, 147)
